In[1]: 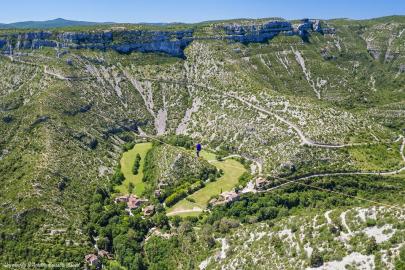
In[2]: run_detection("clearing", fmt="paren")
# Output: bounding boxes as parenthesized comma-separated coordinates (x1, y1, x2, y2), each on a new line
(167, 150, 246, 216)
(116, 142, 153, 196)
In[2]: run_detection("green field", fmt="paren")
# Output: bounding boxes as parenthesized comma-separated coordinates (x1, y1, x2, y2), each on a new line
(116, 142, 153, 196)
(167, 150, 246, 216)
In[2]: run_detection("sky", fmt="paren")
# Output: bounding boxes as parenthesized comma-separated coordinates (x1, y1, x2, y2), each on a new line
(0, 0, 404, 24)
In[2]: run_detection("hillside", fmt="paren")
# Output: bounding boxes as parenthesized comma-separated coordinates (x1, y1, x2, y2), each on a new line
(0, 16, 404, 269)
(0, 18, 112, 29)
(141, 141, 219, 202)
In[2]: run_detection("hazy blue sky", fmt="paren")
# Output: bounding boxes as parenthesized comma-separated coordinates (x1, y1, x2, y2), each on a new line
(0, 0, 404, 23)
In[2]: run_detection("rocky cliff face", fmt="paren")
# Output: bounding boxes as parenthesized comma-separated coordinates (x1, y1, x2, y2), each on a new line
(0, 29, 194, 57)
(223, 20, 293, 43)
(221, 19, 337, 44)
(0, 19, 331, 57)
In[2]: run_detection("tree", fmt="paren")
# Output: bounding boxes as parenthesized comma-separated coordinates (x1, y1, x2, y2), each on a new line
(127, 254, 145, 270)
(178, 220, 193, 235)
(201, 225, 215, 248)
(216, 218, 239, 233)
(96, 236, 111, 251)
(153, 213, 169, 229)
(128, 183, 135, 194)
(310, 249, 323, 267)
(133, 154, 141, 175)
(170, 216, 182, 227)
(164, 189, 187, 207)
(366, 237, 377, 255)
(112, 169, 125, 185)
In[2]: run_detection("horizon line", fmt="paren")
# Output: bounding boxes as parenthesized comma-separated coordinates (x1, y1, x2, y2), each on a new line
(1, 14, 404, 25)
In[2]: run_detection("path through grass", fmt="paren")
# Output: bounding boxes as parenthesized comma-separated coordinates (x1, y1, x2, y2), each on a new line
(116, 142, 152, 196)
(167, 150, 246, 216)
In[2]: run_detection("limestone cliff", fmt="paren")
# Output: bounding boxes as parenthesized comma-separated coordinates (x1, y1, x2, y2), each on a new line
(0, 19, 331, 57)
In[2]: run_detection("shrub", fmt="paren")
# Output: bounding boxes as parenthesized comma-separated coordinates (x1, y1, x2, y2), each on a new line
(310, 249, 324, 267)
(188, 180, 204, 193)
(133, 154, 141, 175)
(122, 142, 135, 151)
(366, 237, 378, 255)
(395, 246, 405, 269)
(238, 172, 252, 186)
(186, 197, 196, 203)
(366, 218, 377, 227)
(128, 183, 135, 194)
(164, 189, 188, 207)
(215, 218, 239, 233)
(164, 135, 194, 149)
(142, 149, 156, 182)
(89, 138, 98, 149)
(112, 169, 125, 185)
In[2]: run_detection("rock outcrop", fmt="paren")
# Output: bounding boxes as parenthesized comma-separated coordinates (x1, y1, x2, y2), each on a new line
(0, 29, 193, 57)
(222, 19, 334, 44)
(223, 21, 293, 43)
(0, 19, 331, 57)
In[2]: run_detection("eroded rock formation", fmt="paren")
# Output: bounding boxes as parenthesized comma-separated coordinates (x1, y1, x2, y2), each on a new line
(0, 19, 332, 57)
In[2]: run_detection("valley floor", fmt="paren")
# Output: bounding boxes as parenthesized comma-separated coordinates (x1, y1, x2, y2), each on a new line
(116, 142, 152, 195)
(167, 151, 246, 216)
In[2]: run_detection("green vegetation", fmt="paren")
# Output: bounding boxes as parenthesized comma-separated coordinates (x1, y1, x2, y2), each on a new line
(88, 185, 168, 270)
(128, 182, 135, 194)
(132, 153, 141, 175)
(167, 151, 246, 216)
(112, 167, 125, 185)
(112, 172, 405, 269)
(1, 15, 405, 269)
(163, 134, 195, 149)
(349, 142, 405, 171)
(141, 143, 218, 203)
(200, 173, 405, 269)
(310, 249, 324, 267)
(238, 171, 253, 187)
(207, 174, 405, 224)
(84, 140, 216, 270)
(164, 189, 188, 207)
(116, 142, 152, 196)
(395, 246, 405, 269)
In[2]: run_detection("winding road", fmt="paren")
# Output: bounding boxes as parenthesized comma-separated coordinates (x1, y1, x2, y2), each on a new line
(166, 207, 204, 216)
(256, 136, 405, 194)
(216, 154, 263, 174)
(130, 77, 378, 149)
(226, 93, 372, 148)
(2, 54, 388, 150)
(2, 54, 93, 81)
(5, 53, 404, 183)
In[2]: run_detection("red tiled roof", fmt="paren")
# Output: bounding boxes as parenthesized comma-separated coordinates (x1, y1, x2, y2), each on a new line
(85, 254, 98, 264)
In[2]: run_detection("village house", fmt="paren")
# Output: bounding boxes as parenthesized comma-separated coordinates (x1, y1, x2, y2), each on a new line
(114, 194, 148, 209)
(127, 194, 148, 209)
(209, 190, 240, 206)
(143, 205, 155, 216)
(98, 250, 113, 260)
(154, 189, 162, 198)
(255, 176, 269, 190)
(221, 191, 239, 202)
(84, 254, 99, 266)
(114, 195, 129, 203)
